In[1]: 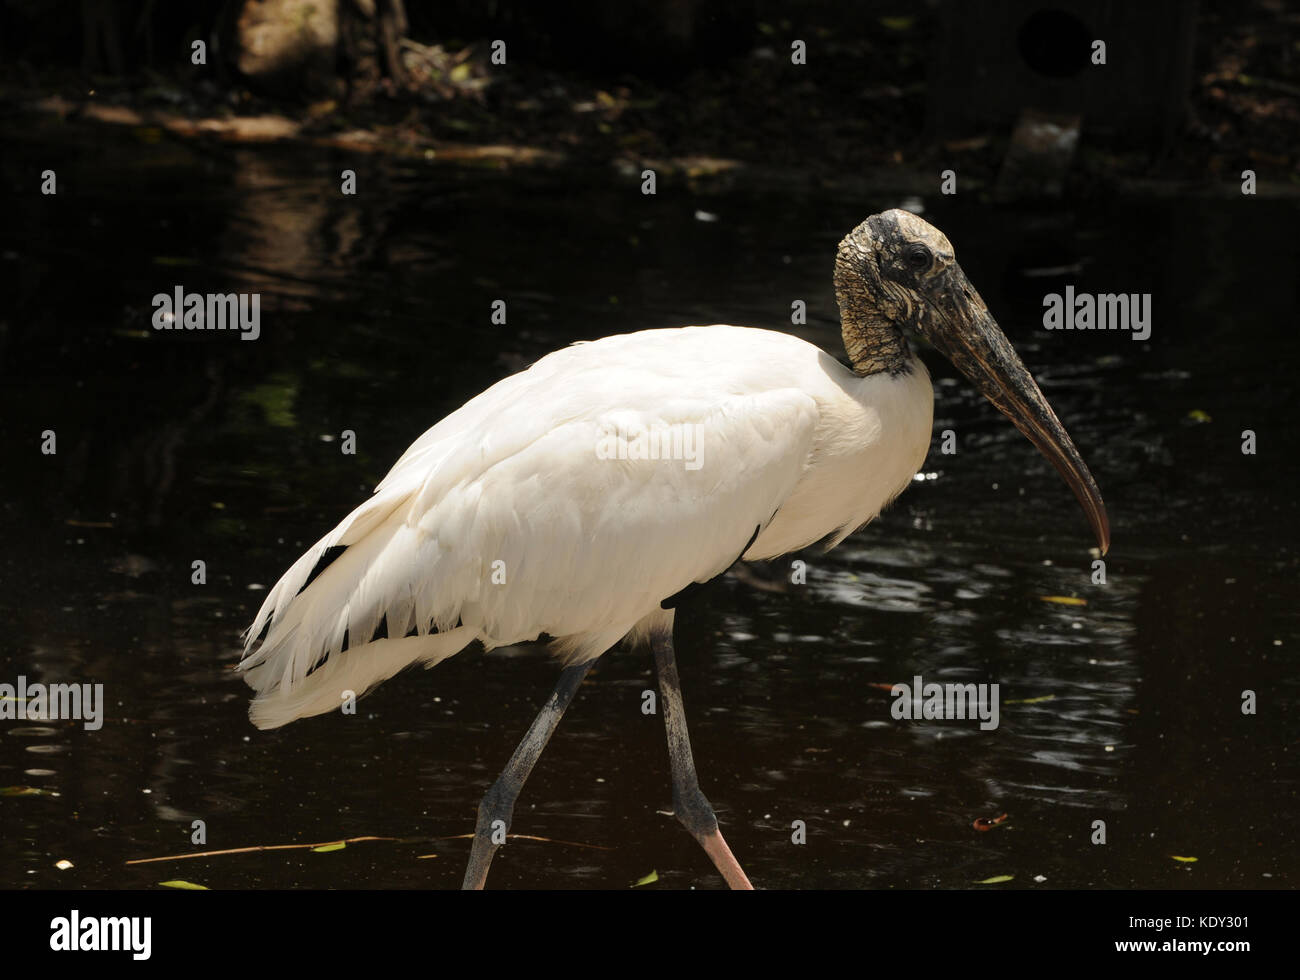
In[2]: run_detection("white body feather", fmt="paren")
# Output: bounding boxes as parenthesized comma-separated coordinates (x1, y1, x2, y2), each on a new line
(239, 325, 934, 729)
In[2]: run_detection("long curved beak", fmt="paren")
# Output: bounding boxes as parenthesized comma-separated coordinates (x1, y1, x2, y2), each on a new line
(923, 266, 1110, 555)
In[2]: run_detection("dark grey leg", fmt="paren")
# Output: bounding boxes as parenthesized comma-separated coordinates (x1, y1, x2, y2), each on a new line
(461, 660, 595, 889)
(652, 629, 753, 889)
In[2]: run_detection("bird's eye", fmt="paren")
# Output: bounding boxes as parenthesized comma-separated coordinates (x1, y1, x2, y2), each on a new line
(905, 244, 932, 272)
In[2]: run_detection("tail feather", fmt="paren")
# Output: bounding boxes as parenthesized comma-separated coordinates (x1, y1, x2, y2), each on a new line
(245, 630, 472, 730)
(239, 482, 476, 729)
(243, 490, 406, 656)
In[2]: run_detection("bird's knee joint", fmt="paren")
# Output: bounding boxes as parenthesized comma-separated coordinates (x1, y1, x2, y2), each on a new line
(476, 780, 518, 830)
(673, 788, 719, 838)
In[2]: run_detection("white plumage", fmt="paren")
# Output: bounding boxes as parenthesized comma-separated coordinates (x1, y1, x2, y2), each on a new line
(240, 324, 934, 730)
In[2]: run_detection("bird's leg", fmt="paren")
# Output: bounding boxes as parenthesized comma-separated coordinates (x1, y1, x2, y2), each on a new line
(652, 629, 754, 890)
(461, 660, 595, 890)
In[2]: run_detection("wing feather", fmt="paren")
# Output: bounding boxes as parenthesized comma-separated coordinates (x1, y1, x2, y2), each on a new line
(240, 327, 828, 727)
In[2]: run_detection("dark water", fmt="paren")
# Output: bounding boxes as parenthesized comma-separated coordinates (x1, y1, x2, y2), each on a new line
(1, 121, 1296, 889)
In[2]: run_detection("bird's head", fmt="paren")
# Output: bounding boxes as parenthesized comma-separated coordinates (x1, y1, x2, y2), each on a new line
(835, 208, 1110, 555)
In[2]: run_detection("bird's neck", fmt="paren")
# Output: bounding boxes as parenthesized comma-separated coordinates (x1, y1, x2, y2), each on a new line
(838, 303, 912, 377)
(834, 249, 912, 377)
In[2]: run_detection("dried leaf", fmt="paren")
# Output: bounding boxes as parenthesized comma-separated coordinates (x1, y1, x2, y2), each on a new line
(973, 813, 1010, 832)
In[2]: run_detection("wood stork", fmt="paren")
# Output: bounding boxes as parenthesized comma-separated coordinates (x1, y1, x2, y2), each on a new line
(239, 209, 1109, 889)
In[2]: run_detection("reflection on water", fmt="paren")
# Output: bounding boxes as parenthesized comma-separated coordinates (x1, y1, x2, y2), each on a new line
(0, 121, 1295, 889)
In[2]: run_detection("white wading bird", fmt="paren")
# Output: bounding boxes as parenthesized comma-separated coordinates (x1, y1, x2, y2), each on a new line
(240, 209, 1109, 889)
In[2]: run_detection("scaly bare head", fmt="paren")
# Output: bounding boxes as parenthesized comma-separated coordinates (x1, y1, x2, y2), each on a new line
(835, 209, 1110, 554)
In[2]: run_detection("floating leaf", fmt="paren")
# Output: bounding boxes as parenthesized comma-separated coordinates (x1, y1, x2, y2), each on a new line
(879, 16, 915, 30)
(1004, 694, 1056, 705)
(973, 813, 1010, 832)
(976, 874, 1014, 884)
(1038, 595, 1087, 606)
(0, 785, 48, 797)
(1186, 409, 1212, 423)
(633, 870, 659, 887)
(159, 880, 208, 890)
(311, 842, 346, 853)
(1171, 855, 1198, 863)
